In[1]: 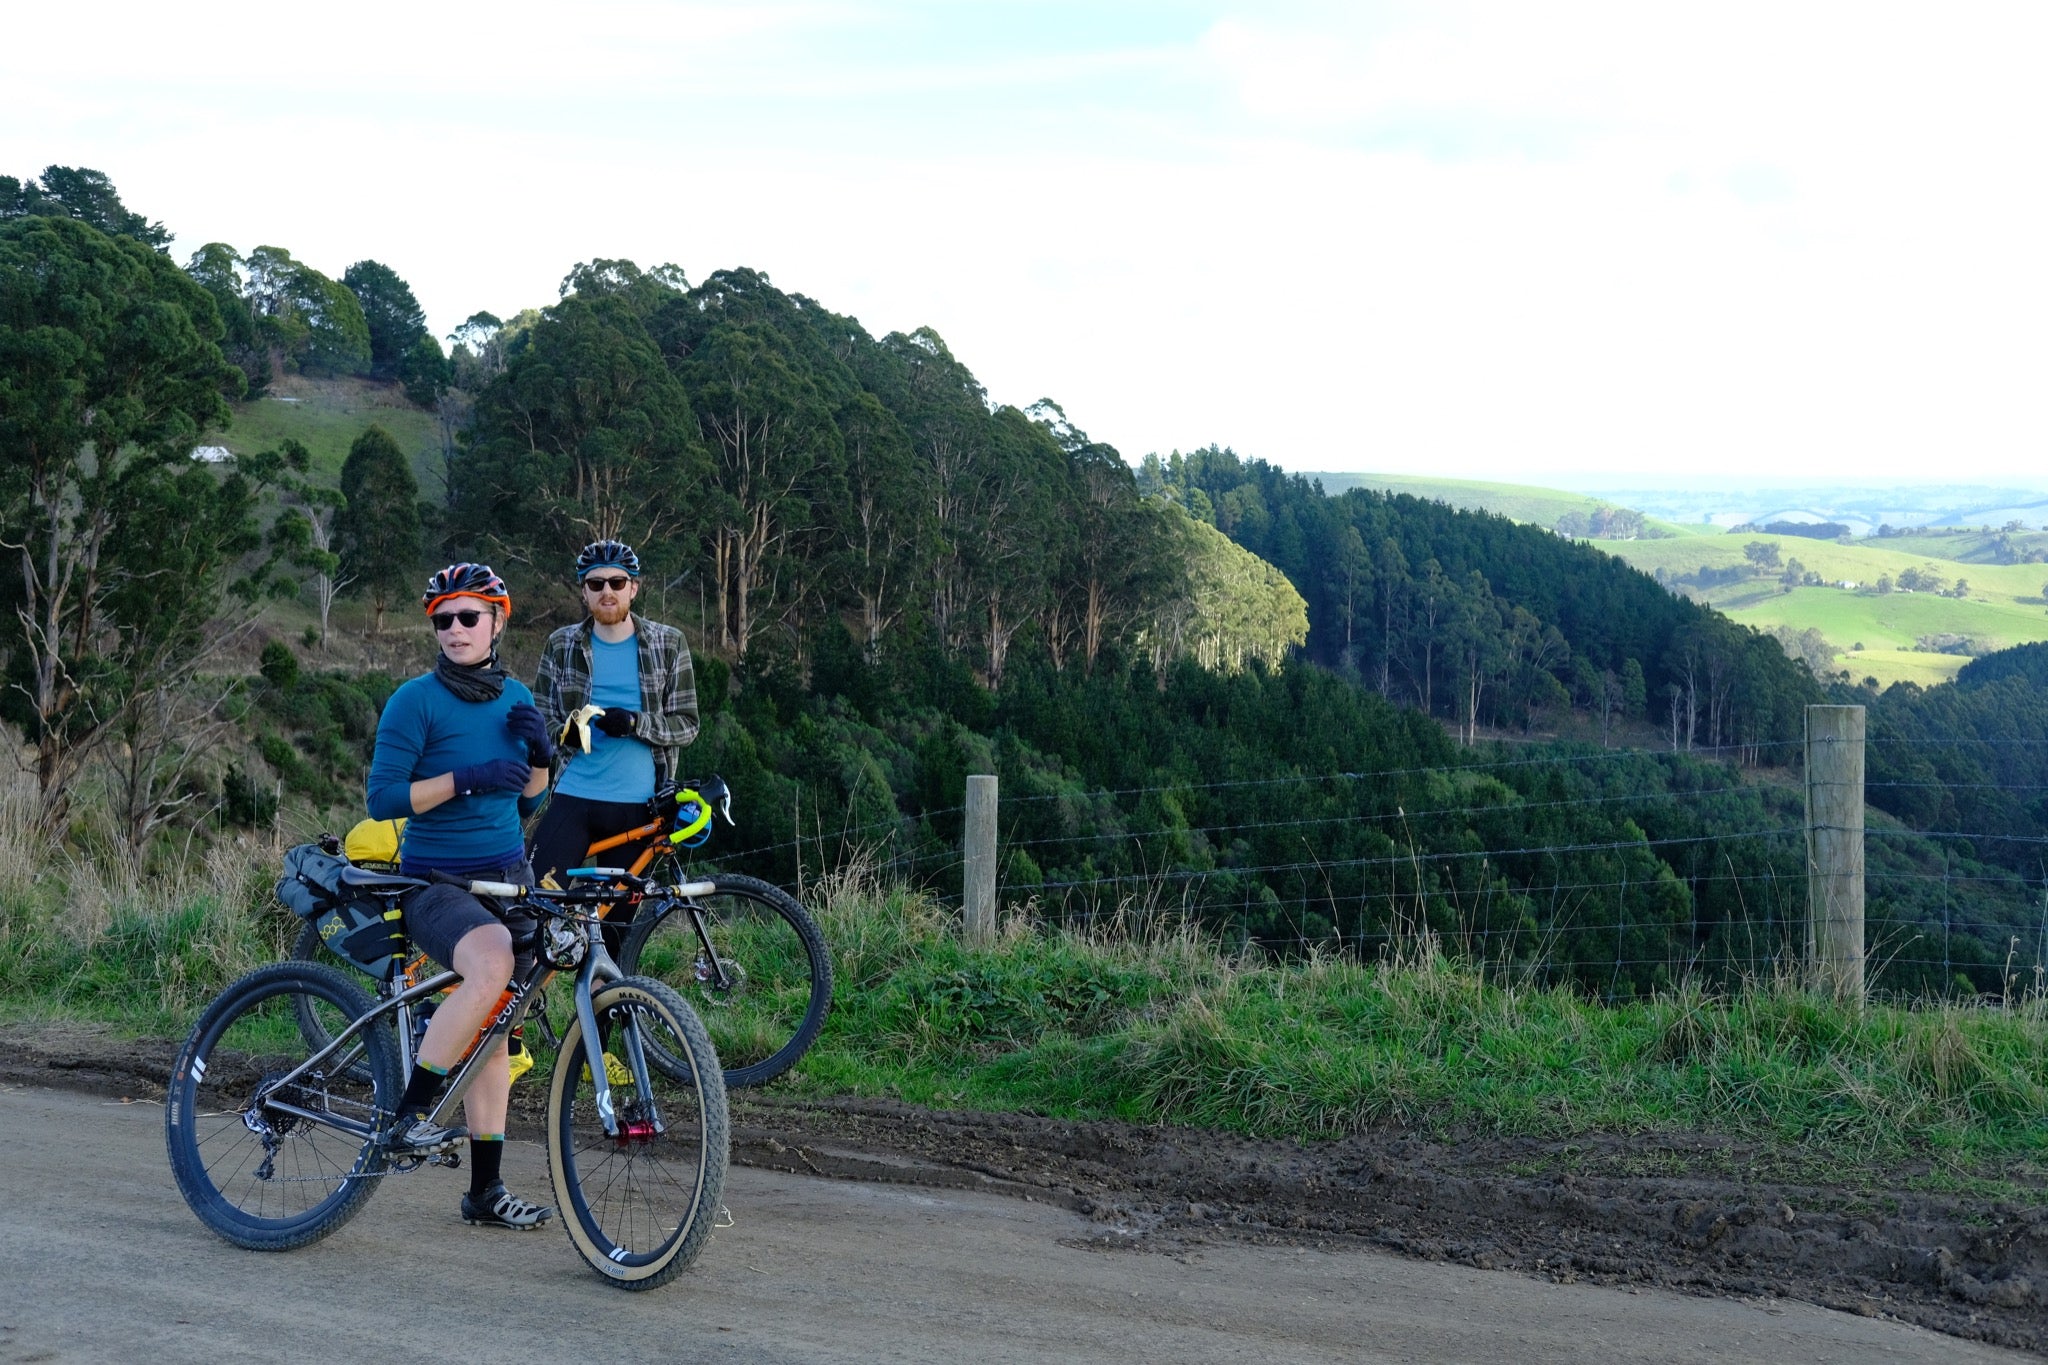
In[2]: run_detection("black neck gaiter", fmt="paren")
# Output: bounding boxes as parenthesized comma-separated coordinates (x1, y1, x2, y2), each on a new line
(434, 649, 507, 703)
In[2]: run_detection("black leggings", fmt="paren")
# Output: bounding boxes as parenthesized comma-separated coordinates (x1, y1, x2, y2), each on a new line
(530, 792, 651, 956)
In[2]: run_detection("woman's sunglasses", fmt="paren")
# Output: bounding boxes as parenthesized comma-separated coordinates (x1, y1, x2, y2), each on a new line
(584, 575, 632, 593)
(431, 609, 486, 631)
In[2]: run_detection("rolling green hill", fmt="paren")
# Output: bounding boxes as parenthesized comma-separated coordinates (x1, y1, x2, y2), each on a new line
(1590, 531, 2048, 686)
(1299, 471, 1694, 538)
(204, 374, 448, 497)
(1867, 526, 2048, 564)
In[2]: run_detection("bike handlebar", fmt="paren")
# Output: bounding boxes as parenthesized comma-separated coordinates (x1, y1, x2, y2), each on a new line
(428, 867, 716, 903)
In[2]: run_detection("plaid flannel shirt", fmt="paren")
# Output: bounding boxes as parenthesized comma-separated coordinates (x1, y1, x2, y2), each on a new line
(533, 614, 700, 788)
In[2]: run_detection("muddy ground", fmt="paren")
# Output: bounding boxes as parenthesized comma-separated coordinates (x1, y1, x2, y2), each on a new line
(15, 1021, 2046, 1354)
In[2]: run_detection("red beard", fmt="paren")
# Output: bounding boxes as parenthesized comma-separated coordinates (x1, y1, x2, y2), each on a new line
(591, 598, 632, 626)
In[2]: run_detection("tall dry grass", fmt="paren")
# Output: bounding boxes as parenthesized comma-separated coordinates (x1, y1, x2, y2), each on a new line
(0, 763, 290, 1026)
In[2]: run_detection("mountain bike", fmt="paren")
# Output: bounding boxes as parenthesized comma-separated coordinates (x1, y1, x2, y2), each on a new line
(288, 778, 832, 1089)
(168, 868, 729, 1290)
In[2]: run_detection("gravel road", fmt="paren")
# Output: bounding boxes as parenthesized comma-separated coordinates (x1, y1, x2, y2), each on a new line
(0, 1084, 2027, 1364)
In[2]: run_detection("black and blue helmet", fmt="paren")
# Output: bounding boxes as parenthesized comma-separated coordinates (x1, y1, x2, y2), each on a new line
(574, 539, 641, 580)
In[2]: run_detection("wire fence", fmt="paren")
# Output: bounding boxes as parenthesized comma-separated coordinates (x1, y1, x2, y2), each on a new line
(695, 731, 2048, 1003)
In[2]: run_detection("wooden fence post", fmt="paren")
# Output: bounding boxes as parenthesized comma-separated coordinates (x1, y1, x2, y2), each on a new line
(964, 774, 997, 944)
(1805, 705, 1865, 1003)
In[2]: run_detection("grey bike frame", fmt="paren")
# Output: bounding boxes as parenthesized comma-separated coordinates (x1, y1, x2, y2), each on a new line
(261, 893, 640, 1140)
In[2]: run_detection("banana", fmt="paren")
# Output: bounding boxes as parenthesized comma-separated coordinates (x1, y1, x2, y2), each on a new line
(560, 703, 604, 755)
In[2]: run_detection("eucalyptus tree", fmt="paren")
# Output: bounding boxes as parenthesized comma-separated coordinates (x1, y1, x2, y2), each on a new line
(342, 259, 429, 379)
(834, 389, 927, 658)
(1029, 401, 1181, 675)
(245, 245, 370, 376)
(0, 165, 170, 248)
(671, 319, 843, 659)
(873, 327, 997, 658)
(184, 243, 268, 395)
(458, 290, 705, 584)
(0, 215, 254, 832)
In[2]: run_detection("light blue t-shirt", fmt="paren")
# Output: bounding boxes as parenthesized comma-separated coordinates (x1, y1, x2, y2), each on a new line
(557, 633, 656, 803)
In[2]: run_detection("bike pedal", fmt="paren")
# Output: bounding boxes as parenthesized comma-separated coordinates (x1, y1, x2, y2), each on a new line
(430, 1151, 463, 1169)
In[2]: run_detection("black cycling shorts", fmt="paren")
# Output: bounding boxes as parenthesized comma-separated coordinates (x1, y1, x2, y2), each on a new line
(403, 858, 538, 973)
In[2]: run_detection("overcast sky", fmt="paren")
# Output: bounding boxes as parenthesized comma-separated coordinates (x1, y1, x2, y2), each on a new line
(7, 1, 2046, 487)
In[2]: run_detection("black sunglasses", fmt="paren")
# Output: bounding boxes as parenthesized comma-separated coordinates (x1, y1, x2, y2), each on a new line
(583, 575, 632, 592)
(431, 609, 486, 631)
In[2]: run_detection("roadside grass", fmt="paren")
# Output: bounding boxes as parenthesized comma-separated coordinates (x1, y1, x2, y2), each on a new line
(7, 832, 2046, 1188)
(786, 879, 2048, 1183)
(0, 812, 291, 1034)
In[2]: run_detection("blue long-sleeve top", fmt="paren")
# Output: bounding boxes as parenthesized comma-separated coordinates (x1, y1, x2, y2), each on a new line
(367, 672, 541, 874)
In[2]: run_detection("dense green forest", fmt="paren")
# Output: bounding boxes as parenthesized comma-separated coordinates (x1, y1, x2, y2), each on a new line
(1141, 448, 1828, 757)
(3, 165, 2042, 1002)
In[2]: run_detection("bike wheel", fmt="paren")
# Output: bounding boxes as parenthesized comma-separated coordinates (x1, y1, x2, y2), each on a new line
(546, 976, 729, 1290)
(619, 873, 832, 1088)
(165, 961, 399, 1251)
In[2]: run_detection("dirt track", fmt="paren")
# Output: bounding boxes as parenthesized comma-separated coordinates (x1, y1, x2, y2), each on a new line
(9, 1020, 2045, 1355)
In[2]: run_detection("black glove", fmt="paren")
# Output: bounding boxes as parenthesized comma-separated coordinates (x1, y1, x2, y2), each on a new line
(452, 758, 532, 796)
(592, 707, 639, 739)
(507, 702, 555, 766)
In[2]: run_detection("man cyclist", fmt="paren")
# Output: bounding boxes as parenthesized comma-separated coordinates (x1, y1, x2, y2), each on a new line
(365, 562, 555, 1231)
(530, 539, 700, 956)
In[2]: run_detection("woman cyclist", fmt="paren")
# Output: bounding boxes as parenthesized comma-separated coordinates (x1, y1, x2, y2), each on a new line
(365, 563, 557, 1231)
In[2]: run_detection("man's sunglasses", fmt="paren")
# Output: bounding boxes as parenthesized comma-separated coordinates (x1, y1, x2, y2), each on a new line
(583, 575, 632, 593)
(431, 609, 486, 631)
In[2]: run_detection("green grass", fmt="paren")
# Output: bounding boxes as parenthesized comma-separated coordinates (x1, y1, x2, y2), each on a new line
(205, 374, 447, 497)
(1832, 649, 1971, 688)
(772, 886, 2048, 1178)
(10, 838, 2047, 1183)
(1739, 585, 2047, 653)
(0, 831, 293, 1035)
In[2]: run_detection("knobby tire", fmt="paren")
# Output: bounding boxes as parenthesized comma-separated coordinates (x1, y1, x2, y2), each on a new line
(546, 976, 729, 1290)
(165, 961, 399, 1251)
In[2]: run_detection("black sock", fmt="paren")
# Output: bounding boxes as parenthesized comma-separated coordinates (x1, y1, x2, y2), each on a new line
(469, 1137, 504, 1196)
(397, 1063, 449, 1119)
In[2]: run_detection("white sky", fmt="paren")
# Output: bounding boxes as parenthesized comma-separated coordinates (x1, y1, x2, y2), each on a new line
(7, 1, 2047, 486)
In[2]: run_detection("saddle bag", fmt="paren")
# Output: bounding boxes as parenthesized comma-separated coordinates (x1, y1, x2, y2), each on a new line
(276, 841, 407, 976)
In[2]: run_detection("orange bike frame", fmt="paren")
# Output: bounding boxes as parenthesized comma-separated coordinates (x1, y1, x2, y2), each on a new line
(580, 821, 668, 921)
